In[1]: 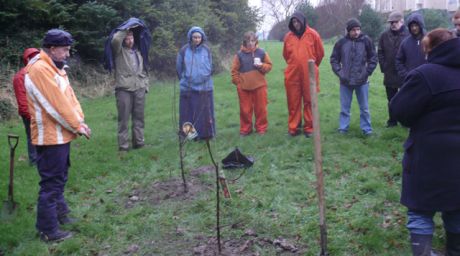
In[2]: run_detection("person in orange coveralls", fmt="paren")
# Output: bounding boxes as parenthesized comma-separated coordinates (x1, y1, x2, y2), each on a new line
(283, 11, 324, 137)
(231, 31, 272, 136)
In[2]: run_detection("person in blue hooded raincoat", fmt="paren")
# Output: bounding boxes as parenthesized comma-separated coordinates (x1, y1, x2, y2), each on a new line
(176, 26, 215, 140)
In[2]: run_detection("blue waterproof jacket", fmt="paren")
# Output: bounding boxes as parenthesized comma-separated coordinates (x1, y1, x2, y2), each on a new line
(176, 27, 213, 92)
(395, 12, 427, 78)
(104, 18, 151, 72)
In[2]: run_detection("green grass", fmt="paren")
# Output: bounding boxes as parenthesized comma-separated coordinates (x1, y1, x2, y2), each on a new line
(0, 41, 446, 255)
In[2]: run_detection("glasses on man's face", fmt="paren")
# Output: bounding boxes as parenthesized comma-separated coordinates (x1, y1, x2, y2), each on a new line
(455, 23, 460, 27)
(389, 21, 400, 24)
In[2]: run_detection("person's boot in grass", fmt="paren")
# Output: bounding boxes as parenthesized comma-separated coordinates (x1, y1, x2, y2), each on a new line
(446, 232, 460, 256)
(58, 214, 77, 225)
(40, 229, 73, 242)
(410, 233, 433, 256)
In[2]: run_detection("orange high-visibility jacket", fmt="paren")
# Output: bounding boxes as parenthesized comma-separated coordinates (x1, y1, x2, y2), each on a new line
(25, 50, 85, 145)
(283, 27, 324, 91)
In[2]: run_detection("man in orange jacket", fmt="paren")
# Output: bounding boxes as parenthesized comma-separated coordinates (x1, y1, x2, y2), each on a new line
(25, 29, 91, 242)
(283, 11, 324, 137)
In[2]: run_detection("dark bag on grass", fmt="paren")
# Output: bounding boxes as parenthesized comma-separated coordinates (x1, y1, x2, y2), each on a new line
(221, 148, 254, 169)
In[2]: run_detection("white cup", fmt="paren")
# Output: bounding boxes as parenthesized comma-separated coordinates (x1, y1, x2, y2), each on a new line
(254, 57, 261, 65)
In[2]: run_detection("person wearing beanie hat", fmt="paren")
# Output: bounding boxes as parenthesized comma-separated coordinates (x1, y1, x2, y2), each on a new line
(12, 48, 40, 166)
(25, 28, 91, 242)
(378, 11, 409, 128)
(330, 18, 378, 136)
(283, 11, 324, 138)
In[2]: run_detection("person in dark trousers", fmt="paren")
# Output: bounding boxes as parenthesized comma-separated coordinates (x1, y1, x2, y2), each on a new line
(395, 12, 427, 79)
(378, 11, 409, 127)
(330, 18, 377, 136)
(390, 29, 460, 256)
(25, 29, 91, 242)
(108, 18, 151, 151)
(12, 48, 40, 165)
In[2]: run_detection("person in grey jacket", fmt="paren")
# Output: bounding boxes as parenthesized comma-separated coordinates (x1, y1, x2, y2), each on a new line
(330, 18, 378, 136)
(378, 11, 409, 127)
(111, 24, 149, 151)
(395, 12, 427, 79)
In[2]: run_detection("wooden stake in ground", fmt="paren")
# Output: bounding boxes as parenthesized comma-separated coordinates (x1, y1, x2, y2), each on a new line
(308, 59, 329, 256)
(206, 139, 222, 253)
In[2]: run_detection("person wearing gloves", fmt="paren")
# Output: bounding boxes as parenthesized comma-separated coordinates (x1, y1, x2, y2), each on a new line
(176, 26, 215, 140)
(108, 18, 151, 151)
(395, 12, 427, 79)
(25, 29, 91, 242)
(377, 11, 409, 127)
(12, 47, 40, 165)
(390, 29, 460, 256)
(283, 11, 324, 138)
(231, 31, 272, 136)
(330, 18, 378, 136)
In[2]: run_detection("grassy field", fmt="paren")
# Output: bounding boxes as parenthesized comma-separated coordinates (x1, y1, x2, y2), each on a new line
(0, 41, 446, 255)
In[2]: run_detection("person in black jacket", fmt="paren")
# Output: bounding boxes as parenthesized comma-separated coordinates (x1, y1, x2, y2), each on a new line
(390, 29, 460, 256)
(330, 18, 377, 136)
(378, 11, 409, 127)
(395, 12, 427, 79)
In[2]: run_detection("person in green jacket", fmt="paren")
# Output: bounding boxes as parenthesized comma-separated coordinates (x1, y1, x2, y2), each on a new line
(112, 27, 149, 151)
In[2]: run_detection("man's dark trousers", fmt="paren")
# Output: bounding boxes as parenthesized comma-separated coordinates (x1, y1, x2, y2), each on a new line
(36, 143, 71, 234)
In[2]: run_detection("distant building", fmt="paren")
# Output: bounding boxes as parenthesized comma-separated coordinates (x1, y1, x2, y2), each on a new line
(368, 0, 460, 12)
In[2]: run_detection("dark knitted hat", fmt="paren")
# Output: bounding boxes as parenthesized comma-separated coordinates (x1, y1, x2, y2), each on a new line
(346, 18, 361, 32)
(42, 29, 73, 48)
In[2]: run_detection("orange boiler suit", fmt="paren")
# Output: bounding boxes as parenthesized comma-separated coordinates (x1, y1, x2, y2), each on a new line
(283, 26, 324, 135)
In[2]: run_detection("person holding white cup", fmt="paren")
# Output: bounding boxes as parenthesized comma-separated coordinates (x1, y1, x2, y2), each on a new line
(231, 31, 272, 136)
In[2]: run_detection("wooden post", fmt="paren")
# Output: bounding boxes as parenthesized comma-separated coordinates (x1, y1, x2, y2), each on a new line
(308, 59, 328, 256)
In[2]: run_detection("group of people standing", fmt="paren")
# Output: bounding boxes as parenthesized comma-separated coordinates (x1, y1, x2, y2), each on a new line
(10, 10, 460, 255)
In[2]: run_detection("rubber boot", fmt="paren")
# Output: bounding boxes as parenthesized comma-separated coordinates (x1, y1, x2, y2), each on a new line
(410, 233, 433, 256)
(446, 232, 460, 256)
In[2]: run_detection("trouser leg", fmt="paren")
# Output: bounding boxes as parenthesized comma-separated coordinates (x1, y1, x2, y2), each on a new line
(116, 90, 133, 150)
(36, 143, 70, 234)
(132, 88, 146, 148)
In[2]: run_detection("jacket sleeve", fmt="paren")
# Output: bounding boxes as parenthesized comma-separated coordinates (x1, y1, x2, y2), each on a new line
(111, 30, 127, 55)
(259, 52, 273, 74)
(377, 34, 385, 72)
(314, 33, 325, 67)
(282, 34, 290, 63)
(395, 44, 408, 78)
(27, 66, 83, 133)
(12, 70, 30, 119)
(329, 41, 342, 77)
(365, 37, 378, 75)
(230, 54, 241, 85)
(389, 70, 432, 127)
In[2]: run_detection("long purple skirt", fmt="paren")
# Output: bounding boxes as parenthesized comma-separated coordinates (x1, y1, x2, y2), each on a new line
(179, 90, 215, 140)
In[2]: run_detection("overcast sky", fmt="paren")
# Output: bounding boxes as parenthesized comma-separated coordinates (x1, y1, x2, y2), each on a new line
(248, 0, 320, 31)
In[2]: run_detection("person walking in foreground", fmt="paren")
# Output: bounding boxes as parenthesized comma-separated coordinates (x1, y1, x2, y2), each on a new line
(377, 11, 409, 128)
(107, 18, 151, 151)
(176, 26, 215, 140)
(283, 11, 324, 138)
(390, 29, 460, 256)
(231, 31, 272, 136)
(12, 48, 40, 165)
(395, 12, 427, 79)
(25, 29, 91, 242)
(330, 18, 377, 136)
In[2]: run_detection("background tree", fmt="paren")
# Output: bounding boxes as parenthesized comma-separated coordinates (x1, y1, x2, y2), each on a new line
(359, 4, 384, 41)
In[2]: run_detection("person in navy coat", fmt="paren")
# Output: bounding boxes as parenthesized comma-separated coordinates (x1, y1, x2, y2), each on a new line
(390, 29, 460, 256)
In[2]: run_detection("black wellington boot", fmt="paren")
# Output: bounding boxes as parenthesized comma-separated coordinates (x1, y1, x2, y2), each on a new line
(410, 233, 433, 256)
(446, 232, 460, 256)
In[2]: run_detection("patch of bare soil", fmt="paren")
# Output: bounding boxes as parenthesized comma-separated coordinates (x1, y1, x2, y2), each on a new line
(192, 232, 307, 255)
(125, 165, 215, 208)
